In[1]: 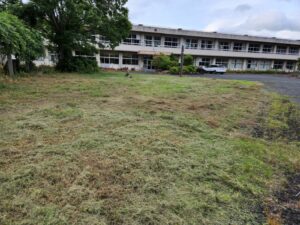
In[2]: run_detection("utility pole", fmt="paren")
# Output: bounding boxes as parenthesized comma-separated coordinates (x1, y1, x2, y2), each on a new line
(180, 45, 184, 77)
(7, 54, 14, 78)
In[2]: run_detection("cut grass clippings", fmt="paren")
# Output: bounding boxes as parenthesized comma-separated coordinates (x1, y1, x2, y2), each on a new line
(0, 72, 299, 225)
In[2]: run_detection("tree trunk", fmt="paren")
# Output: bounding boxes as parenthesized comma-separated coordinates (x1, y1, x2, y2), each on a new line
(7, 54, 14, 78)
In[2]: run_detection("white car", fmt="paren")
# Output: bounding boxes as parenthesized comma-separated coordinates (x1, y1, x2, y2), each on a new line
(198, 65, 227, 74)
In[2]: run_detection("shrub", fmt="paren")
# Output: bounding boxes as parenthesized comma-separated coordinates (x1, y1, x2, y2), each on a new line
(56, 56, 98, 73)
(169, 66, 180, 74)
(152, 54, 172, 70)
(19, 61, 37, 73)
(184, 55, 194, 66)
(152, 54, 179, 70)
(37, 65, 55, 74)
(183, 65, 197, 74)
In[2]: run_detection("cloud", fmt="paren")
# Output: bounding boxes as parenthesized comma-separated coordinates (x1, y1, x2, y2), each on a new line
(241, 11, 300, 32)
(235, 4, 252, 12)
(126, 0, 300, 39)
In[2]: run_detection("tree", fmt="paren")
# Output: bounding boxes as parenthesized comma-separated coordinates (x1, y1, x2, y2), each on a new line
(183, 55, 194, 66)
(11, 0, 131, 72)
(0, 11, 43, 76)
(152, 54, 178, 70)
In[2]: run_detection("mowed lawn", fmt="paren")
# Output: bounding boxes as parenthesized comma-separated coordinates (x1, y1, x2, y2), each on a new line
(0, 72, 299, 225)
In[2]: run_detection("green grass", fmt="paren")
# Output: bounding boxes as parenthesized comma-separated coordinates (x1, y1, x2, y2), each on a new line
(0, 72, 299, 225)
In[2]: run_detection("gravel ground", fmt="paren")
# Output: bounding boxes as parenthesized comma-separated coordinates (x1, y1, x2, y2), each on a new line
(201, 74, 300, 104)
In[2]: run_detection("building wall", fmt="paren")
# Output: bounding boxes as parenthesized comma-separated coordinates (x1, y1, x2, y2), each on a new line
(33, 25, 300, 72)
(95, 25, 300, 72)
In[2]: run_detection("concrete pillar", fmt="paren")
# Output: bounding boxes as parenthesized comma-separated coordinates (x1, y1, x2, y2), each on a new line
(245, 43, 249, 52)
(139, 55, 144, 70)
(271, 60, 275, 69)
(195, 57, 201, 66)
(260, 44, 264, 53)
(212, 58, 217, 65)
(242, 59, 248, 70)
(180, 37, 185, 48)
(119, 52, 123, 67)
(214, 40, 219, 50)
(96, 51, 101, 67)
(161, 36, 165, 47)
(283, 61, 287, 72)
(286, 46, 290, 55)
(273, 45, 277, 54)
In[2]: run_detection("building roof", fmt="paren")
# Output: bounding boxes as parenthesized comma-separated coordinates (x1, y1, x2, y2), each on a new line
(132, 24, 300, 46)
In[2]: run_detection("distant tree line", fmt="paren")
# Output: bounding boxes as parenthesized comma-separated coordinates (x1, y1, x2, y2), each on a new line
(0, 0, 131, 76)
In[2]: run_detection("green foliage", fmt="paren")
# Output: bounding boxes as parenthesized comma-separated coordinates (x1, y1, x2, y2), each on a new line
(183, 65, 197, 74)
(56, 57, 98, 73)
(169, 66, 180, 74)
(168, 65, 197, 74)
(0, 11, 43, 61)
(36, 65, 55, 74)
(152, 54, 178, 70)
(13, 0, 131, 72)
(183, 54, 194, 66)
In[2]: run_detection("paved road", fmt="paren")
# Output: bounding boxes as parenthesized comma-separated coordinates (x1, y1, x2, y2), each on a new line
(202, 74, 300, 104)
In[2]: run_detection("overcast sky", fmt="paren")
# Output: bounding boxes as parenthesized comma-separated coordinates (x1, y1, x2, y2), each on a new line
(126, 0, 300, 40)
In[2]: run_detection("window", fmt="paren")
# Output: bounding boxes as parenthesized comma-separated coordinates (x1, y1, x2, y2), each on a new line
(48, 51, 58, 63)
(201, 40, 214, 49)
(123, 53, 139, 65)
(233, 43, 244, 51)
(164, 37, 179, 48)
(145, 36, 153, 46)
(185, 39, 198, 49)
(216, 58, 228, 68)
(289, 47, 299, 55)
(273, 60, 284, 70)
(258, 61, 271, 70)
(75, 51, 95, 58)
(124, 34, 140, 45)
(248, 44, 260, 52)
(154, 37, 161, 47)
(276, 46, 287, 54)
(199, 58, 211, 66)
(262, 45, 273, 53)
(99, 35, 110, 44)
(247, 60, 258, 70)
(100, 52, 119, 64)
(219, 42, 230, 51)
(230, 59, 243, 70)
(286, 61, 295, 70)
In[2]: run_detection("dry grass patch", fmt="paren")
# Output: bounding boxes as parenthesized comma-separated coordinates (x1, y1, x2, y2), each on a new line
(0, 72, 299, 225)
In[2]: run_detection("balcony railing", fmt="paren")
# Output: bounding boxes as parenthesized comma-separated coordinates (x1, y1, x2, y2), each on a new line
(99, 40, 300, 56)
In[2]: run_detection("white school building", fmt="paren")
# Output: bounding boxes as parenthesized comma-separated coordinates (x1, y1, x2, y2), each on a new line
(35, 24, 300, 72)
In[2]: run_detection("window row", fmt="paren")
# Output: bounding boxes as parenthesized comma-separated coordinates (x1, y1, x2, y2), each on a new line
(117, 34, 300, 55)
(100, 52, 139, 65)
(198, 58, 296, 70)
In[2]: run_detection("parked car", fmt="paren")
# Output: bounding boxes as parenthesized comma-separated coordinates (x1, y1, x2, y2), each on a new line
(198, 65, 227, 74)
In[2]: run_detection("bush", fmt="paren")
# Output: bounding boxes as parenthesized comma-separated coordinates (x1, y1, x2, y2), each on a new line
(152, 54, 179, 70)
(19, 61, 37, 73)
(169, 66, 180, 74)
(37, 65, 55, 74)
(184, 55, 194, 66)
(56, 56, 98, 73)
(183, 65, 197, 74)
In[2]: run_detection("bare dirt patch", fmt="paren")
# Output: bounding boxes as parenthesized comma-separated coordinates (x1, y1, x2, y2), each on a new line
(266, 173, 300, 225)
